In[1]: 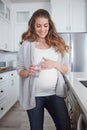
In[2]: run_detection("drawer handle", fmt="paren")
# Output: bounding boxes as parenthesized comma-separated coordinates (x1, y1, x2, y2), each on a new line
(0, 77, 3, 80)
(11, 74, 13, 76)
(1, 107, 4, 110)
(0, 90, 3, 93)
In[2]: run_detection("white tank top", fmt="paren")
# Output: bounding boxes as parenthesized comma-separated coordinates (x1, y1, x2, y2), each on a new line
(34, 47, 58, 96)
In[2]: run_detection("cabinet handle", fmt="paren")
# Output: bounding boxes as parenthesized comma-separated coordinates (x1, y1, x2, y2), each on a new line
(66, 26, 68, 30)
(11, 74, 13, 76)
(1, 107, 4, 110)
(11, 80, 14, 85)
(0, 90, 3, 93)
(0, 77, 3, 80)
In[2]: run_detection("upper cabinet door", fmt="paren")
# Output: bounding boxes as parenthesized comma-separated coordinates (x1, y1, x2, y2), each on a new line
(51, 0, 87, 32)
(70, 0, 86, 32)
(0, 18, 12, 51)
(0, 0, 12, 51)
(51, 0, 67, 32)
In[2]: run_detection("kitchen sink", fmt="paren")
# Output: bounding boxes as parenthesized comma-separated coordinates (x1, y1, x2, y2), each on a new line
(80, 81, 87, 88)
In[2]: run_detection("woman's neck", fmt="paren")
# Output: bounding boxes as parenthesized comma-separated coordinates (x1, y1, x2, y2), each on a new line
(35, 39, 50, 49)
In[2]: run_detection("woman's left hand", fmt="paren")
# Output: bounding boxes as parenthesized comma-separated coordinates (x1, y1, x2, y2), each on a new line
(40, 57, 56, 69)
(40, 57, 68, 73)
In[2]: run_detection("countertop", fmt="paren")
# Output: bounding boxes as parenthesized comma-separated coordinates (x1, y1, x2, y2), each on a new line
(65, 72, 87, 117)
(0, 67, 17, 73)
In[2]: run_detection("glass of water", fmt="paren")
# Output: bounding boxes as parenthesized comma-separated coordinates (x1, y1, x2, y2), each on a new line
(34, 63, 41, 77)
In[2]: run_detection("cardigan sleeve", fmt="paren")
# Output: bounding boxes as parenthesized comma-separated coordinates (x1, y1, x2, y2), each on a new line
(62, 53, 70, 73)
(62, 53, 69, 66)
(58, 53, 70, 73)
(17, 44, 25, 73)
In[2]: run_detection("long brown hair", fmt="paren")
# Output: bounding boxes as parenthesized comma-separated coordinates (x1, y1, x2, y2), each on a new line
(20, 9, 69, 56)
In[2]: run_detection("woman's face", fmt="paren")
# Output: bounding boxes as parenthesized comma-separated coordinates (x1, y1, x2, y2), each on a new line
(34, 17, 49, 39)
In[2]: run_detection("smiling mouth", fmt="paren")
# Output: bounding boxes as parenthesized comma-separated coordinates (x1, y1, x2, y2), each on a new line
(39, 32, 47, 36)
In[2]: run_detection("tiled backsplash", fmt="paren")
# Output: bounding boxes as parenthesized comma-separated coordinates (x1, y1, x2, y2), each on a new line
(0, 51, 18, 67)
(0, 62, 6, 67)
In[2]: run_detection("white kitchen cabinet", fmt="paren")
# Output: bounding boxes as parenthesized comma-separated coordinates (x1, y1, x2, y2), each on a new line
(0, 70, 18, 119)
(0, 18, 12, 51)
(0, 0, 12, 51)
(0, 18, 7, 50)
(66, 89, 82, 130)
(64, 76, 85, 130)
(51, 0, 86, 32)
(51, 0, 67, 32)
(69, 0, 86, 32)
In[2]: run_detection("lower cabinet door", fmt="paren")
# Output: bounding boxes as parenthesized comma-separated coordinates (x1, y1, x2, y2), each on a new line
(0, 71, 18, 119)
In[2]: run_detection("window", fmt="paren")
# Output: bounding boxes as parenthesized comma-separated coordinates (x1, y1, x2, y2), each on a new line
(16, 11, 30, 23)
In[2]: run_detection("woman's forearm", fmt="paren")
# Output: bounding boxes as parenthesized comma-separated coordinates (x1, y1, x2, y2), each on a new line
(54, 61, 68, 74)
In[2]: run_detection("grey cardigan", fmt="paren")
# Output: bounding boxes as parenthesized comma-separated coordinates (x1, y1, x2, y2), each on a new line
(17, 41, 69, 110)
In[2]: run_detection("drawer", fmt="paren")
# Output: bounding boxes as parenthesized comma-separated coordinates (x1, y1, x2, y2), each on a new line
(0, 81, 11, 99)
(0, 96, 17, 119)
(0, 70, 18, 119)
(0, 71, 15, 83)
(0, 99, 10, 119)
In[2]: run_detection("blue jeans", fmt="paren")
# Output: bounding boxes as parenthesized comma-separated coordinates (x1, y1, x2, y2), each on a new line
(27, 95, 71, 130)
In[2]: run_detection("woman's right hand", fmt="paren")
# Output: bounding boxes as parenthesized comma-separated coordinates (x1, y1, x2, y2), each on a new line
(19, 64, 36, 78)
(28, 64, 36, 76)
